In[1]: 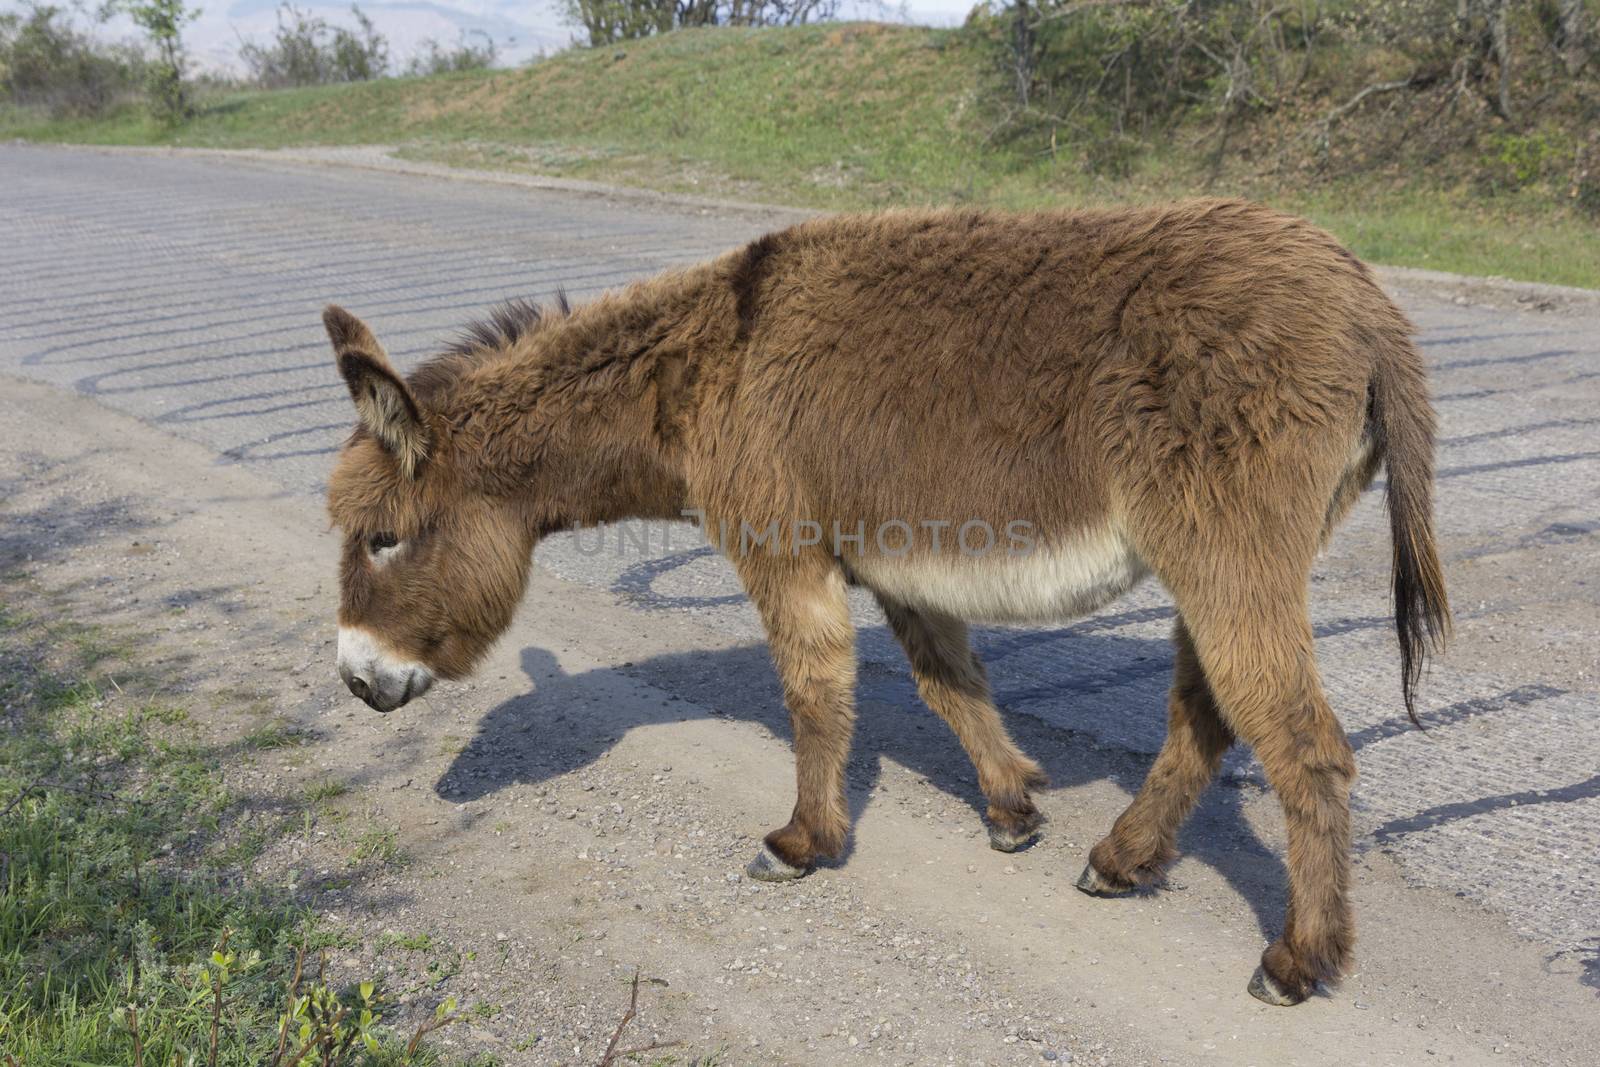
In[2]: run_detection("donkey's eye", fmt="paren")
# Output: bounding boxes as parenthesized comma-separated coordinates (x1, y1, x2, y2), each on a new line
(368, 532, 400, 553)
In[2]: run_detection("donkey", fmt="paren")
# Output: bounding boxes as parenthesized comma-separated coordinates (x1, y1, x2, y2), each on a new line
(324, 199, 1449, 1006)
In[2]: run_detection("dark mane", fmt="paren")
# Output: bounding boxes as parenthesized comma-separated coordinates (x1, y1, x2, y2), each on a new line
(444, 293, 570, 359)
(408, 292, 571, 401)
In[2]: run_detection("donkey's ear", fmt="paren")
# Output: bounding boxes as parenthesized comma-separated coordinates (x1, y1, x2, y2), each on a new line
(325, 305, 429, 478)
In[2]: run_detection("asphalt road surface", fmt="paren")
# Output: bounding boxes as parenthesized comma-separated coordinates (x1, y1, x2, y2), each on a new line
(3, 143, 1598, 1015)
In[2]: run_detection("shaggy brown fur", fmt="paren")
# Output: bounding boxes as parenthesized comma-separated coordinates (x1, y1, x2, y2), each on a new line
(323, 199, 1449, 1006)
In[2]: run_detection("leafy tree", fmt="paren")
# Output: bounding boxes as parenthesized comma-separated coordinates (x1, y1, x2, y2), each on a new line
(107, 0, 198, 121)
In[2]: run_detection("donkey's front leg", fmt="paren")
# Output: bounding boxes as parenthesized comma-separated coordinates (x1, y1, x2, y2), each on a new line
(740, 559, 858, 882)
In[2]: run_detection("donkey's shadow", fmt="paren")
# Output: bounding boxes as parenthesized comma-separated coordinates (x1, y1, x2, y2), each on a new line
(437, 629, 1289, 940)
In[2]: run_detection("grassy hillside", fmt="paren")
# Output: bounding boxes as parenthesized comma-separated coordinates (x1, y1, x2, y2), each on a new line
(5, 22, 1597, 287)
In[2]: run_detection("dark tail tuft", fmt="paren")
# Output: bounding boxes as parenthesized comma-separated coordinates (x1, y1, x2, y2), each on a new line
(1372, 348, 1452, 726)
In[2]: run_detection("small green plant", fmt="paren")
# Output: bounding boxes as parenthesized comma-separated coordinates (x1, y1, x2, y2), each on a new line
(247, 720, 306, 749)
(262, 947, 465, 1065)
(306, 778, 351, 804)
(424, 951, 462, 988)
(271, 955, 380, 1064)
(403, 996, 461, 1061)
(350, 823, 406, 868)
(375, 931, 434, 952)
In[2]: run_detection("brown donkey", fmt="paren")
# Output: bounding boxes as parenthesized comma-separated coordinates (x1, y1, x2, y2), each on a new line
(323, 200, 1449, 1006)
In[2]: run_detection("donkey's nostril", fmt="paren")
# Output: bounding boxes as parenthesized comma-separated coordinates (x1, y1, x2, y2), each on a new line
(346, 675, 372, 702)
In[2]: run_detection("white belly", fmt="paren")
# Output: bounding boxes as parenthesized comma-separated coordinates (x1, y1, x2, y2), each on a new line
(850, 523, 1149, 624)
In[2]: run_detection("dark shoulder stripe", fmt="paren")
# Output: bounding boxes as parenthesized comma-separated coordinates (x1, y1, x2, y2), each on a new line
(731, 231, 785, 342)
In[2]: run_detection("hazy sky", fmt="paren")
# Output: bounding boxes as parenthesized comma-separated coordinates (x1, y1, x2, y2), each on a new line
(75, 1, 984, 73)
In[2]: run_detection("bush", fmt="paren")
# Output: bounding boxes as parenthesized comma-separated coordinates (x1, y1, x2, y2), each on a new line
(240, 4, 390, 88)
(975, 0, 1600, 193)
(401, 31, 497, 77)
(561, 0, 841, 47)
(0, 2, 145, 118)
(1485, 130, 1567, 190)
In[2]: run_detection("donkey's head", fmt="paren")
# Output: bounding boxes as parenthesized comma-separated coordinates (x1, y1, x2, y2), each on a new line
(323, 306, 535, 712)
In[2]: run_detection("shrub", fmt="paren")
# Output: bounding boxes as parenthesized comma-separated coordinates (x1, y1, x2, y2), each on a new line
(239, 4, 390, 89)
(0, 2, 145, 118)
(1485, 130, 1566, 190)
(975, 0, 1600, 194)
(977, 0, 1325, 171)
(561, 0, 841, 48)
(401, 31, 497, 77)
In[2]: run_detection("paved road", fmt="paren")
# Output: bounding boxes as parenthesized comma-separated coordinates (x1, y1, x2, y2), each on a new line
(3, 144, 1598, 992)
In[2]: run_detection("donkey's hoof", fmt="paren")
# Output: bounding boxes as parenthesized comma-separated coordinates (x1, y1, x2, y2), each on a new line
(1247, 965, 1307, 1007)
(1074, 863, 1135, 898)
(988, 822, 1039, 853)
(745, 845, 809, 883)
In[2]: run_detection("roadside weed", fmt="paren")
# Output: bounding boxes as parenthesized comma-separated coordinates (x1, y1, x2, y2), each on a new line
(0, 597, 475, 1064)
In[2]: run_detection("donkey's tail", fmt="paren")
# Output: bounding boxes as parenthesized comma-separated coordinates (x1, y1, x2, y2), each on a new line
(1370, 338, 1452, 726)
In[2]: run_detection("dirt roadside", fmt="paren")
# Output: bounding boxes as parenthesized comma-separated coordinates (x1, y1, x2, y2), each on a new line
(2, 374, 1595, 1066)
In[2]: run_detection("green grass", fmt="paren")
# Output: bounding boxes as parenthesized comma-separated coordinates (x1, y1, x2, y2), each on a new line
(349, 824, 408, 870)
(1296, 185, 1600, 287)
(3, 21, 1596, 287)
(244, 719, 308, 750)
(374, 932, 434, 953)
(0, 598, 484, 1065)
(306, 778, 351, 805)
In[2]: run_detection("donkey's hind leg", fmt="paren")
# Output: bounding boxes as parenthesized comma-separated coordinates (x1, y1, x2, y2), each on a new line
(1077, 619, 1233, 895)
(875, 595, 1049, 852)
(1178, 584, 1356, 1006)
(740, 558, 858, 883)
